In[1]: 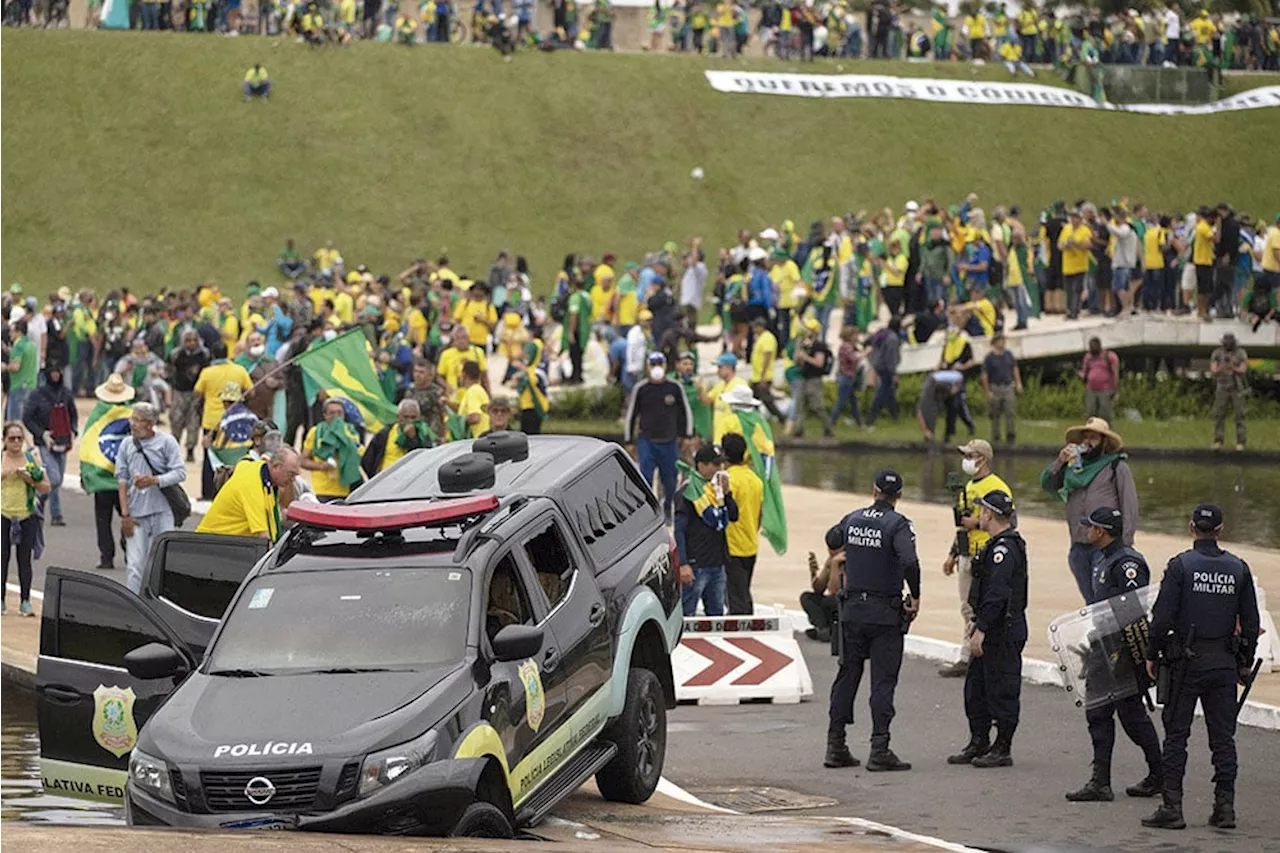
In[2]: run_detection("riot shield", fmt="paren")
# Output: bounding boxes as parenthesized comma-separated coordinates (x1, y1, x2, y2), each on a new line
(1047, 585, 1158, 711)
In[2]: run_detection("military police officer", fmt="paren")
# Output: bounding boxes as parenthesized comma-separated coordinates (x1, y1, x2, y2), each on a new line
(947, 491, 1027, 769)
(1065, 507, 1163, 802)
(1142, 504, 1260, 831)
(822, 469, 921, 772)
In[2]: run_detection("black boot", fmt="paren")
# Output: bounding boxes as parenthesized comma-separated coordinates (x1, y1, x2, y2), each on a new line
(971, 731, 1013, 768)
(823, 726, 860, 768)
(946, 735, 990, 765)
(1208, 787, 1236, 829)
(1065, 762, 1114, 802)
(866, 734, 911, 772)
(1125, 771, 1161, 798)
(1141, 791, 1186, 830)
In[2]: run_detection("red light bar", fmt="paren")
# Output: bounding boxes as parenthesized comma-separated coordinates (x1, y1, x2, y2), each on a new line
(286, 496, 499, 531)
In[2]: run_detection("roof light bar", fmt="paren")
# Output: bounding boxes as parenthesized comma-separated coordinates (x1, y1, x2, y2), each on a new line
(285, 496, 499, 531)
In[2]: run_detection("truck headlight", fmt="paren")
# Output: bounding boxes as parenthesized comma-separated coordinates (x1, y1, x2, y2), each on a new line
(358, 730, 438, 798)
(129, 748, 175, 805)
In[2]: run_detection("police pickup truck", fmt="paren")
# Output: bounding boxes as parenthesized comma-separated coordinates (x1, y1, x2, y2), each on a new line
(37, 433, 683, 837)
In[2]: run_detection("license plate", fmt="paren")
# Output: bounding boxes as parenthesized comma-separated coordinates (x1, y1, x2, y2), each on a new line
(219, 817, 294, 831)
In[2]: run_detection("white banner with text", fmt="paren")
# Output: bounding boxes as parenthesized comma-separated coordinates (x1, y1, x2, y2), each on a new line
(704, 70, 1280, 116)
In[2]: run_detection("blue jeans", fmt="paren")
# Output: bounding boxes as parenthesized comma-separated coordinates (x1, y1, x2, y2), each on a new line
(74, 347, 97, 398)
(1068, 542, 1096, 603)
(41, 448, 66, 520)
(924, 276, 946, 307)
(829, 374, 862, 427)
(1008, 285, 1030, 327)
(1142, 269, 1163, 310)
(814, 303, 834, 340)
(1111, 267, 1132, 293)
(243, 81, 271, 98)
(682, 565, 726, 616)
(867, 368, 898, 423)
(125, 508, 175, 595)
(636, 437, 678, 521)
(5, 388, 30, 421)
(140, 2, 160, 28)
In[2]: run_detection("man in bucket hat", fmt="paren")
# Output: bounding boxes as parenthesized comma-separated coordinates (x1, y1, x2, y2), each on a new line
(1040, 417, 1139, 602)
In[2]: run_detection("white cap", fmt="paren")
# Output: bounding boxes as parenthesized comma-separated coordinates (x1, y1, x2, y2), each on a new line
(759, 227, 780, 241)
(905, 200, 920, 212)
(262, 286, 280, 299)
(8, 306, 26, 324)
(748, 246, 768, 262)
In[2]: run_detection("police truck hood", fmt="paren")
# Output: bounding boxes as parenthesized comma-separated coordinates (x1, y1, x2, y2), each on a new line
(142, 666, 472, 763)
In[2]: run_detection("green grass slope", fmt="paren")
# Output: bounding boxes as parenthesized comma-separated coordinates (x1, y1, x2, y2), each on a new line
(3, 30, 1278, 296)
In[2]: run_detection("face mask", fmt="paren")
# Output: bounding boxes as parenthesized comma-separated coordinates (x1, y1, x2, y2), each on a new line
(649, 366, 665, 381)
(323, 329, 338, 341)
(249, 345, 265, 357)
(961, 458, 980, 476)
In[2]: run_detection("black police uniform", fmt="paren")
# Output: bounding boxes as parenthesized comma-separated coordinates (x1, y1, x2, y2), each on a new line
(961, 527, 1027, 765)
(1066, 540, 1162, 800)
(823, 499, 920, 769)
(1144, 537, 1260, 827)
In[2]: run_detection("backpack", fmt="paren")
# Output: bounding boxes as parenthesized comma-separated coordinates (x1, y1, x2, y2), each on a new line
(49, 403, 74, 452)
(550, 291, 569, 323)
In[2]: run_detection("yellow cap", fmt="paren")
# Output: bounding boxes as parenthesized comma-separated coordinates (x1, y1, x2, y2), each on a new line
(503, 312, 522, 327)
(638, 309, 654, 322)
(346, 271, 361, 283)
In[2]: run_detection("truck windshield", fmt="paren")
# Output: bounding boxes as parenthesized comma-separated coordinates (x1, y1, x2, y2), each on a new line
(207, 568, 470, 675)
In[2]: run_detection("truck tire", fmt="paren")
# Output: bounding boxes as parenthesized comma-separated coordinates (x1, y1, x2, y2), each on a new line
(450, 801, 514, 838)
(595, 667, 666, 803)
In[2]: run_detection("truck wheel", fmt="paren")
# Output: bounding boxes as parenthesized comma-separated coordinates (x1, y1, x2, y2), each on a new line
(595, 667, 665, 803)
(450, 801, 514, 838)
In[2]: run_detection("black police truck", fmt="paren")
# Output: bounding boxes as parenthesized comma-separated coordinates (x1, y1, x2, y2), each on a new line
(36, 434, 683, 836)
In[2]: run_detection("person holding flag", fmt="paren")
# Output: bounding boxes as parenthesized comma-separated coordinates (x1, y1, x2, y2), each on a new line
(206, 383, 261, 497)
(674, 352, 712, 444)
(361, 398, 436, 476)
(80, 373, 135, 570)
(714, 383, 787, 555)
(514, 342, 550, 434)
(302, 397, 366, 501)
(294, 326, 399, 435)
(722, 433, 763, 615)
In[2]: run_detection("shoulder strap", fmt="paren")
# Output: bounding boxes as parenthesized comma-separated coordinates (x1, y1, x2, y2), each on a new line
(132, 437, 162, 476)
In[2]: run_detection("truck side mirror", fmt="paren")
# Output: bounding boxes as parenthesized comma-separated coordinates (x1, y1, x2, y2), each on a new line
(124, 643, 189, 680)
(491, 625, 544, 663)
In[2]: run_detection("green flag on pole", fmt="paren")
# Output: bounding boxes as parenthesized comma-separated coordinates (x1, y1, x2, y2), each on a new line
(296, 328, 398, 432)
(733, 408, 787, 555)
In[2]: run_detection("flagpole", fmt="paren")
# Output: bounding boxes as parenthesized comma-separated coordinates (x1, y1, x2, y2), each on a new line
(239, 327, 364, 400)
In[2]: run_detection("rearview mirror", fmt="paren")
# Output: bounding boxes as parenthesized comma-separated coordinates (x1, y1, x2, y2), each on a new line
(124, 643, 189, 680)
(491, 625, 544, 663)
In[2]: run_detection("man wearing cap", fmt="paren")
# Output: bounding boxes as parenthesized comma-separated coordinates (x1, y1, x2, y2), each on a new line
(1208, 333, 1247, 451)
(947, 490, 1027, 769)
(707, 353, 749, 440)
(940, 439, 1011, 678)
(674, 445, 737, 618)
(1142, 504, 1260, 831)
(1042, 417, 1139, 602)
(791, 319, 834, 439)
(768, 248, 801, 350)
(1064, 506, 1162, 803)
(624, 352, 692, 522)
(822, 469, 920, 772)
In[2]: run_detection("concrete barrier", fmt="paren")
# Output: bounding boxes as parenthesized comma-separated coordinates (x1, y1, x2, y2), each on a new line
(674, 606, 814, 706)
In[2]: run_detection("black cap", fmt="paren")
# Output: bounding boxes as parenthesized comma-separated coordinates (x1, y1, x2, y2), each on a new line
(694, 445, 724, 465)
(874, 469, 903, 496)
(1079, 506, 1123, 535)
(1191, 503, 1224, 532)
(977, 490, 1015, 517)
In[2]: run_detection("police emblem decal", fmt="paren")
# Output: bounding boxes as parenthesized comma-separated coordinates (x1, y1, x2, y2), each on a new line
(519, 660, 546, 733)
(92, 685, 139, 758)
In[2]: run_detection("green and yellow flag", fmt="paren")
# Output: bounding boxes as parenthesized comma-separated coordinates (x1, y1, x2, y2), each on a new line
(734, 408, 787, 555)
(79, 401, 134, 494)
(296, 329, 398, 432)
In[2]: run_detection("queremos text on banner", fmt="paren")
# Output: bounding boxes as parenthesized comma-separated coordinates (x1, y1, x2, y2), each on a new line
(704, 71, 1280, 116)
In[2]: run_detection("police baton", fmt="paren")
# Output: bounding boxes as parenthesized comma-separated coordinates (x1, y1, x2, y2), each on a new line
(1236, 658, 1263, 717)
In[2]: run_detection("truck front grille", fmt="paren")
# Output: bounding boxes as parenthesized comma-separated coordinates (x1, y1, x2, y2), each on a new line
(200, 767, 323, 813)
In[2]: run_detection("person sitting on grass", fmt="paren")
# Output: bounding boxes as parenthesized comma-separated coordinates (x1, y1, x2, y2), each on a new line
(243, 63, 271, 102)
(998, 37, 1033, 77)
(396, 10, 418, 43)
(300, 3, 326, 44)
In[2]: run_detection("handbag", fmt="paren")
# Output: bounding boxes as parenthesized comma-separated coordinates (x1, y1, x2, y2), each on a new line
(132, 438, 192, 528)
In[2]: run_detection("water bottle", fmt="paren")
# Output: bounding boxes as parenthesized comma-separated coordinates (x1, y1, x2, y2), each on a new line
(1071, 443, 1086, 473)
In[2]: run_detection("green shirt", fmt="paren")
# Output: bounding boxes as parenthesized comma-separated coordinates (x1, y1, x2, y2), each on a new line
(561, 290, 592, 349)
(9, 337, 38, 391)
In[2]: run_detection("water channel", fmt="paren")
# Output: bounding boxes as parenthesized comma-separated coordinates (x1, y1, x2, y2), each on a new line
(0, 450, 1274, 827)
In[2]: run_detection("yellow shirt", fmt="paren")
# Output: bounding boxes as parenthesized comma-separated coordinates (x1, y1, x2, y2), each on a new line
(379, 424, 410, 472)
(437, 345, 487, 401)
(749, 330, 778, 384)
(453, 299, 498, 344)
(1006, 247, 1025, 287)
(240, 312, 266, 341)
(1143, 226, 1167, 270)
(244, 66, 269, 86)
(594, 263, 615, 288)
(771, 260, 802, 309)
(1263, 226, 1280, 274)
(961, 472, 1012, 556)
(971, 298, 997, 338)
(310, 286, 335, 314)
(1017, 9, 1037, 35)
(725, 463, 764, 557)
(197, 459, 278, 540)
(1193, 219, 1216, 266)
(1058, 224, 1092, 276)
(193, 361, 254, 430)
(1190, 16, 1216, 44)
(406, 307, 429, 346)
(303, 423, 363, 498)
(964, 13, 985, 37)
(498, 324, 530, 361)
(339, 0, 355, 23)
(715, 2, 734, 26)
(459, 383, 490, 438)
(707, 376, 749, 439)
(616, 289, 639, 327)
(882, 254, 908, 287)
(836, 234, 854, 265)
(1, 470, 31, 519)
(589, 285, 616, 323)
(333, 291, 355, 324)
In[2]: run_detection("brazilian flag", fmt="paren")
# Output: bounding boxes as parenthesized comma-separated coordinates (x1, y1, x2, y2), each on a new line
(734, 409, 787, 555)
(296, 329, 398, 432)
(79, 402, 134, 494)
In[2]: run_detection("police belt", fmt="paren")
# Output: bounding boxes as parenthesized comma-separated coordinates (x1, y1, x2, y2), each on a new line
(843, 589, 901, 602)
(1189, 637, 1233, 654)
